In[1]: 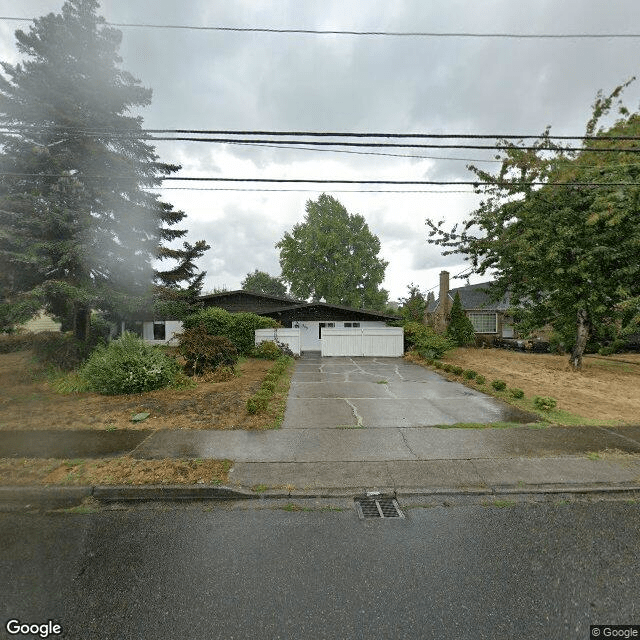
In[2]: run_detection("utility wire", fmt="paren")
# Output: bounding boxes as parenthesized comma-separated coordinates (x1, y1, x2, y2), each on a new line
(3, 124, 640, 141)
(2, 172, 640, 186)
(1, 16, 639, 38)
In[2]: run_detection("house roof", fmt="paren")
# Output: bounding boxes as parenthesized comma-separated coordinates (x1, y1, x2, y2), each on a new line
(199, 289, 301, 305)
(258, 301, 397, 322)
(427, 281, 512, 313)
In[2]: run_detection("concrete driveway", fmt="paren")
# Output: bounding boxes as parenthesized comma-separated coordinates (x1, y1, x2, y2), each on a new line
(282, 353, 534, 429)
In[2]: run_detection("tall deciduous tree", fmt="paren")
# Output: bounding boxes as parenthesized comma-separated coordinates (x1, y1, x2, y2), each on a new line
(0, 0, 207, 337)
(241, 269, 288, 297)
(426, 83, 640, 369)
(276, 194, 389, 310)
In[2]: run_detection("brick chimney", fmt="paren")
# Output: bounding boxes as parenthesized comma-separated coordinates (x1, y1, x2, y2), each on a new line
(434, 270, 451, 333)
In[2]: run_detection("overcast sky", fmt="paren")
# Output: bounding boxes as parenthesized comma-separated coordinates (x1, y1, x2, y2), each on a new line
(2, 0, 640, 302)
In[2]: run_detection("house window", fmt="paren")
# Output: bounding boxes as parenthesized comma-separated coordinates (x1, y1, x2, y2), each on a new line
(344, 322, 360, 328)
(318, 322, 335, 338)
(467, 313, 497, 334)
(153, 321, 166, 340)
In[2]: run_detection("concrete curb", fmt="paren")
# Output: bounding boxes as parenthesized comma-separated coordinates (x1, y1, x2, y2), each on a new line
(1, 482, 638, 508)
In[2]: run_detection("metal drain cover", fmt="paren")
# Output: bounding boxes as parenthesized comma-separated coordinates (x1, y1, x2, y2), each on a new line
(355, 495, 404, 519)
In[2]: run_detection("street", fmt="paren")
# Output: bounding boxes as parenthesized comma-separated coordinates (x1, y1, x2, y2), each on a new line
(1, 497, 639, 639)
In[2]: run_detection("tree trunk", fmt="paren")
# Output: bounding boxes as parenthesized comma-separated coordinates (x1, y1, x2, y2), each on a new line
(569, 308, 590, 370)
(73, 306, 91, 342)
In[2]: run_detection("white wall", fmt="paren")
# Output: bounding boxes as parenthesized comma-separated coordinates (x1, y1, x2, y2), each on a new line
(293, 320, 387, 351)
(321, 327, 404, 357)
(255, 328, 301, 356)
(142, 320, 183, 345)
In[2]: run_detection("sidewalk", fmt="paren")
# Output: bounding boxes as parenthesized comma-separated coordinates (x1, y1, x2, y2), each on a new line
(2, 425, 640, 502)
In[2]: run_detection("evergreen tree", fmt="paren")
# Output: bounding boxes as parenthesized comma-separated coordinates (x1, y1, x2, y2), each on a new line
(399, 283, 427, 324)
(446, 292, 476, 346)
(0, 0, 207, 337)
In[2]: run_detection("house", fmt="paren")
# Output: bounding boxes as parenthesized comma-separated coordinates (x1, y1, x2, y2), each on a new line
(144, 290, 397, 352)
(425, 270, 515, 340)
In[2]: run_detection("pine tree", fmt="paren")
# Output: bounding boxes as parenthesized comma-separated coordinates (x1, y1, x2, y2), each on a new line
(446, 292, 476, 346)
(0, 0, 207, 338)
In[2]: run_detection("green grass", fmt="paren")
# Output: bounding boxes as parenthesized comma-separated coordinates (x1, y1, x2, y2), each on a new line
(252, 484, 268, 493)
(432, 421, 537, 430)
(483, 499, 517, 508)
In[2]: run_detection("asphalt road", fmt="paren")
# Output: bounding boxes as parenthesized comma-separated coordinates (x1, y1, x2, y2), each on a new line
(1, 498, 639, 639)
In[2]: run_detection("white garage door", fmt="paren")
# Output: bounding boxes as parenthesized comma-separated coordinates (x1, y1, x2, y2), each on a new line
(321, 327, 403, 357)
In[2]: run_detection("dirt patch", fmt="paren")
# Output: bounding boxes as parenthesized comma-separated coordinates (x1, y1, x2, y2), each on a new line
(440, 348, 640, 423)
(0, 457, 231, 485)
(0, 351, 290, 431)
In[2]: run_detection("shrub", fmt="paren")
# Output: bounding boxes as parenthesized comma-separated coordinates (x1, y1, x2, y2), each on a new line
(253, 340, 282, 360)
(491, 379, 507, 391)
(475, 375, 486, 385)
(32, 331, 105, 371)
(403, 322, 455, 359)
(261, 380, 277, 392)
(79, 332, 179, 395)
(452, 366, 464, 376)
(446, 292, 476, 346)
(177, 324, 238, 376)
(0, 332, 36, 354)
(463, 369, 477, 380)
(598, 339, 627, 356)
(509, 388, 525, 399)
(533, 396, 557, 411)
(434, 361, 443, 369)
(246, 396, 269, 414)
(183, 307, 277, 355)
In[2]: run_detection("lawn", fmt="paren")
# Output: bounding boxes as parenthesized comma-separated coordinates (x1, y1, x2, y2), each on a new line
(0, 350, 294, 431)
(424, 348, 640, 425)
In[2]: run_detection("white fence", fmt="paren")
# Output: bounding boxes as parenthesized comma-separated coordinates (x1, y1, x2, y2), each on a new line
(255, 328, 301, 356)
(321, 327, 404, 357)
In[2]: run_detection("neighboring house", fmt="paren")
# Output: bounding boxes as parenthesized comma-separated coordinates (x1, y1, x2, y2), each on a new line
(425, 270, 515, 340)
(144, 289, 396, 352)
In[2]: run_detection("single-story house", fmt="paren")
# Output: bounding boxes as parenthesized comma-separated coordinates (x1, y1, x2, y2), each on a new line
(425, 270, 515, 340)
(145, 290, 398, 353)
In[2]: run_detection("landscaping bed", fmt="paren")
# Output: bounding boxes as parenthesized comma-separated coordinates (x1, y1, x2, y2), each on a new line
(420, 348, 640, 424)
(0, 351, 294, 431)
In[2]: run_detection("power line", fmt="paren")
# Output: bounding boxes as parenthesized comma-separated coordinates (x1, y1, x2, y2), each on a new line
(2, 172, 640, 186)
(1, 16, 639, 38)
(4, 124, 640, 141)
(153, 187, 476, 193)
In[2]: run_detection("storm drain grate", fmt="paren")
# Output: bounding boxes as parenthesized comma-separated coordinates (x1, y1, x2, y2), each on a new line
(355, 494, 404, 519)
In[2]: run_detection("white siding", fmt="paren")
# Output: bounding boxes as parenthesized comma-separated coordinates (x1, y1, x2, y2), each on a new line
(21, 311, 61, 333)
(255, 328, 301, 356)
(321, 327, 403, 357)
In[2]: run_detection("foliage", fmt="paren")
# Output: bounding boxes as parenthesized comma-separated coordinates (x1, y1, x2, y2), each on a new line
(463, 369, 478, 379)
(253, 340, 283, 360)
(446, 292, 476, 346)
(452, 366, 464, 376)
(399, 283, 427, 324)
(491, 379, 507, 391)
(0, 0, 207, 339)
(475, 375, 486, 385)
(183, 307, 277, 355)
(241, 270, 288, 297)
(509, 388, 525, 399)
(598, 339, 628, 356)
(533, 396, 557, 411)
(177, 324, 238, 376)
(426, 82, 640, 369)
(0, 332, 37, 353)
(403, 322, 455, 359)
(277, 194, 389, 310)
(246, 356, 292, 414)
(79, 332, 179, 394)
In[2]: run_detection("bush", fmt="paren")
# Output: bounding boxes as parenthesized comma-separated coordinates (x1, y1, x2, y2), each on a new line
(533, 396, 557, 411)
(403, 322, 455, 359)
(475, 375, 486, 385)
(0, 332, 36, 353)
(434, 361, 443, 369)
(253, 340, 282, 360)
(32, 331, 106, 371)
(463, 369, 477, 380)
(509, 388, 525, 399)
(261, 380, 277, 392)
(177, 324, 238, 376)
(598, 339, 628, 356)
(451, 366, 464, 376)
(183, 307, 277, 355)
(246, 395, 269, 414)
(491, 379, 507, 391)
(79, 332, 179, 395)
